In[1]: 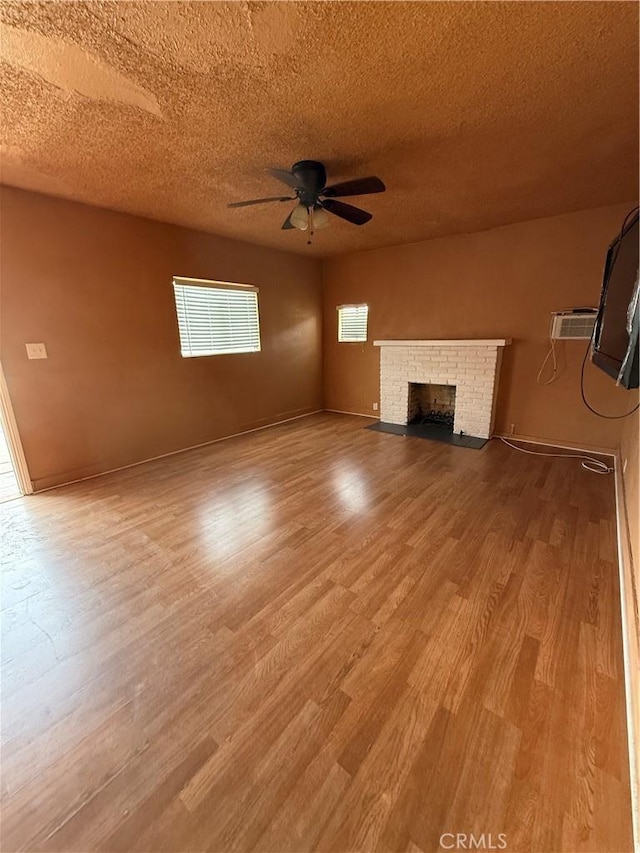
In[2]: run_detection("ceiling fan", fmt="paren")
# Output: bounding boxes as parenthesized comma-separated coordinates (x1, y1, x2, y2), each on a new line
(228, 160, 385, 240)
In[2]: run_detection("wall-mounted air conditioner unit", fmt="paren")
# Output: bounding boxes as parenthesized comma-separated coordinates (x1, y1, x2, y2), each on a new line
(551, 311, 597, 340)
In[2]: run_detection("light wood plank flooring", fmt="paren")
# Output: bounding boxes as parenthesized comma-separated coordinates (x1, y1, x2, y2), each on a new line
(0, 413, 632, 852)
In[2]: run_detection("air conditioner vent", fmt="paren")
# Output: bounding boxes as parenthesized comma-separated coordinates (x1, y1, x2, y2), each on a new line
(551, 312, 597, 340)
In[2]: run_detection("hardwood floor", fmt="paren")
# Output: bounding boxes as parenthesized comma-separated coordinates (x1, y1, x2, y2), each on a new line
(0, 413, 632, 852)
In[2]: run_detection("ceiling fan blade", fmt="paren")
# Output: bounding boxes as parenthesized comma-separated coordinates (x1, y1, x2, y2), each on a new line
(228, 196, 294, 208)
(268, 168, 303, 189)
(322, 199, 372, 225)
(281, 211, 296, 230)
(322, 176, 386, 198)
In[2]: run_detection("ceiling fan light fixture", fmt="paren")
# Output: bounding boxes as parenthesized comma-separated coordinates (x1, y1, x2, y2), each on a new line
(228, 161, 386, 237)
(312, 206, 330, 230)
(290, 203, 309, 231)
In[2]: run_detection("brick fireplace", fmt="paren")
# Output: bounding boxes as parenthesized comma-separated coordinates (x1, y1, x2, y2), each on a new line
(374, 339, 511, 439)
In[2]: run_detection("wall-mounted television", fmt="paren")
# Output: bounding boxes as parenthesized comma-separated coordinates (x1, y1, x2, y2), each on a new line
(592, 208, 639, 390)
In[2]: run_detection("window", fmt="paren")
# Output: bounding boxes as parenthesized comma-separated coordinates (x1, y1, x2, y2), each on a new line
(173, 277, 261, 357)
(338, 304, 368, 342)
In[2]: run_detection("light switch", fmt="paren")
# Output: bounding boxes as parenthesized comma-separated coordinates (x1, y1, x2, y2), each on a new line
(26, 343, 47, 360)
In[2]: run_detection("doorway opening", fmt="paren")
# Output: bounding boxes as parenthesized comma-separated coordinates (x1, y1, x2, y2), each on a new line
(0, 421, 21, 502)
(0, 363, 31, 501)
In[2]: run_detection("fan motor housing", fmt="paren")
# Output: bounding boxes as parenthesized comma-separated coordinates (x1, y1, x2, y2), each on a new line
(291, 160, 326, 196)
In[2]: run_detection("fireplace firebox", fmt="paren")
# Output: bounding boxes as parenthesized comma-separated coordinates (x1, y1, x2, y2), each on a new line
(407, 383, 456, 430)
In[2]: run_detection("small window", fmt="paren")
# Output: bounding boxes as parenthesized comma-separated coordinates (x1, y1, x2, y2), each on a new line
(173, 277, 261, 357)
(338, 304, 368, 342)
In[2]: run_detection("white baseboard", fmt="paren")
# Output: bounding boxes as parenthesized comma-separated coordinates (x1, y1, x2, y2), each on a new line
(614, 452, 640, 852)
(324, 408, 379, 420)
(493, 431, 616, 458)
(32, 409, 324, 494)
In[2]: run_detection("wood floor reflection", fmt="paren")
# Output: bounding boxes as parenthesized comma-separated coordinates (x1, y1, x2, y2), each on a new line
(0, 413, 632, 852)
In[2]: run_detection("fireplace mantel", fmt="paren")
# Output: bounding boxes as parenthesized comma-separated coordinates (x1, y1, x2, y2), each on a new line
(374, 339, 511, 347)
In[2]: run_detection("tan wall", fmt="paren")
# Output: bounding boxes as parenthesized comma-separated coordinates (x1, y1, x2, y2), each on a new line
(323, 203, 637, 451)
(0, 187, 323, 490)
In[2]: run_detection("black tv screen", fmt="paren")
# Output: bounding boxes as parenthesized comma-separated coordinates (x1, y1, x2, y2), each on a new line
(592, 209, 639, 389)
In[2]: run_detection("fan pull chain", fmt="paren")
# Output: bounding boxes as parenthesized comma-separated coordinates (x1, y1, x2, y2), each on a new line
(307, 208, 313, 245)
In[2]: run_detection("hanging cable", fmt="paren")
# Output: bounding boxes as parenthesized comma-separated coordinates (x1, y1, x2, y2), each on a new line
(580, 337, 639, 418)
(500, 436, 613, 474)
(536, 315, 559, 385)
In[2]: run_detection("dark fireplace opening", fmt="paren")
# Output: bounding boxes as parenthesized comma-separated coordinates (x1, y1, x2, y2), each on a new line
(407, 383, 456, 431)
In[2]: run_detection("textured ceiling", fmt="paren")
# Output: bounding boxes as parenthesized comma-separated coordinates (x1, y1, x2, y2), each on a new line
(1, 1, 638, 257)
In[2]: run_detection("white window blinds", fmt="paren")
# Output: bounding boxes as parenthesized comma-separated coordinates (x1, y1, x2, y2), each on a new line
(173, 278, 261, 357)
(338, 304, 369, 342)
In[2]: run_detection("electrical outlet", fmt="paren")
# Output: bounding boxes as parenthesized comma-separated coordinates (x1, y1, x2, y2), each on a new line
(373, 402, 378, 411)
(25, 342, 47, 360)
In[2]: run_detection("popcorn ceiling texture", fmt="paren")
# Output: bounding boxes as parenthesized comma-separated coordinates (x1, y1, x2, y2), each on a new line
(0, 1, 638, 257)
